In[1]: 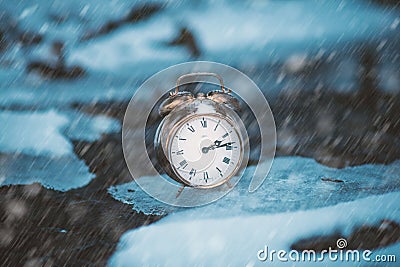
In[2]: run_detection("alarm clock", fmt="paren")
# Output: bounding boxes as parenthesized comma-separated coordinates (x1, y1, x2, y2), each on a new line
(154, 72, 249, 189)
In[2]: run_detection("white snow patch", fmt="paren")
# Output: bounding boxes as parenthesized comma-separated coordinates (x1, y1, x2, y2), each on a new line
(109, 192, 400, 266)
(284, 54, 309, 73)
(65, 111, 121, 142)
(0, 153, 94, 191)
(70, 17, 185, 71)
(0, 109, 120, 190)
(0, 109, 71, 157)
(90, 115, 119, 134)
(0, 109, 120, 156)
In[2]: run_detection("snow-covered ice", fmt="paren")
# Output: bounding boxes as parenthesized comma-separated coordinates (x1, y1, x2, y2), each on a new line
(0, 153, 94, 191)
(0, 109, 71, 156)
(0, 109, 120, 190)
(109, 191, 400, 266)
(65, 111, 121, 142)
(0, 109, 120, 156)
(108, 157, 400, 265)
(108, 156, 400, 216)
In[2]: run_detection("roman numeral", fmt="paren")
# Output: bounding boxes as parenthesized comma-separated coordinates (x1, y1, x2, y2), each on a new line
(200, 117, 207, 128)
(179, 160, 188, 169)
(216, 167, 223, 177)
(187, 123, 195, 132)
(189, 168, 196, 179)
(222, 157, 230, 164)
(179, 137, 186, 141)
(214, 120, 220, 131)
(203, 172, 209, 183)
(226, 144, 232, 150)
(176, 150, 184, 155)
(222, 133, 229, 139)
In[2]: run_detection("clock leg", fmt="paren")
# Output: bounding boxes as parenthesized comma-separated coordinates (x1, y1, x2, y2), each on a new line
(176, 185, 186, 198)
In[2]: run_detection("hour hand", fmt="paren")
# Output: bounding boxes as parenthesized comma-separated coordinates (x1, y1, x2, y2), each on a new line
(214, 140, 234, 148)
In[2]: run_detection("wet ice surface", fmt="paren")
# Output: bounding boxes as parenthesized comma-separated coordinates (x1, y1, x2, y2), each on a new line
(109, 191, 400, 267)
(108, 157, 400, 216)
(0, 154, 94, 191)
(0, 109, 120, 191)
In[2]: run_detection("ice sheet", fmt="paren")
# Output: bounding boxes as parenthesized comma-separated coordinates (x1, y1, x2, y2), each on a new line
(108, 156, 400, 216)
(109, 191, 400, 266)
(0, 109, 120, 190)
(0, 153, 94, 191)
(0, 109, 71, 157)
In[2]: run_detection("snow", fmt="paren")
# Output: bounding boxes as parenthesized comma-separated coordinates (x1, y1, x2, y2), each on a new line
(0, 109, 71, 157)
(0, 153, 94, 191)
(69, 0, 398, 72)
(0, 71, 141, 109)
(109, 156, 400, 265)
(0, 0, 398, 109)
(70, 17, 185, 71)
(108, 156, 400, 215)
(109, 191, 400, 267)
(0, 109, 120, 156)
(65, 111, 121, 142)
(0, 109, 120, 190)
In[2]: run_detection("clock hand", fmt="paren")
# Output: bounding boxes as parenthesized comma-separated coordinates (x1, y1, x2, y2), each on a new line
(201, 144, 216, 154)
(202, 141, 235, 154)
(214, 140, 235, 148)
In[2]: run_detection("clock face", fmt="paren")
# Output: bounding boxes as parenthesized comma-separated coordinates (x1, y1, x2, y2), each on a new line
(168, 114, 243, 188)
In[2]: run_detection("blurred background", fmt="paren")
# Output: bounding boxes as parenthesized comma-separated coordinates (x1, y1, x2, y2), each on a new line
(0, 0, 399, 101)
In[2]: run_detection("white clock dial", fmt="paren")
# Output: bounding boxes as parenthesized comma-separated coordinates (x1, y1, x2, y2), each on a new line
(168, 114, 243, 187)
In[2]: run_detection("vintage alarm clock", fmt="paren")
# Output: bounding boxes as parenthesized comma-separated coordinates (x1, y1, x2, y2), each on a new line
(154, 72, 249, 189)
